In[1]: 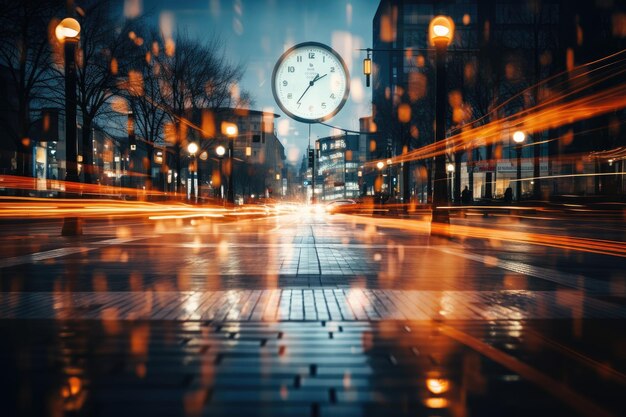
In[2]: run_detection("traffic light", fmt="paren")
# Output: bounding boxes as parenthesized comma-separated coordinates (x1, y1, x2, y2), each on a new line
(308, 149, 314, 168)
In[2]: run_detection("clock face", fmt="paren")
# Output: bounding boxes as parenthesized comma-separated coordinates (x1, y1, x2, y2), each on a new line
(272, 42, 350, 124)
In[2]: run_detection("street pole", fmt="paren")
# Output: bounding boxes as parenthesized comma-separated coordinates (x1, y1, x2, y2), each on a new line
(128, 112, 135, 193)
(516, 145, 522, 202)
(56, 18, 82, 236)
(513, 131, 526, 202)
(190, 156, 195, 201)
(311, 150, 315, 204)
(219, 158, 223, 203)
(343, 149, 346, 199)
(227, 139, 234, 204)
(215, 145, 226, 205)
(64, 37, 79, 184)
(429, 16, 454, 234)
(432, 41, 449, 226)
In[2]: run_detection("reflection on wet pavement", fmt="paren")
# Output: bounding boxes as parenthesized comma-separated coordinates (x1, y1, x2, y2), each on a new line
(1, 319, 624, 417)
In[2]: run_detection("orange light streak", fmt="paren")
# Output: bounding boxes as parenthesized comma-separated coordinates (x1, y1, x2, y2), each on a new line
(367, 51, 626, 169)
(342, 214, 626, 258)
(0, 196, 293, 221)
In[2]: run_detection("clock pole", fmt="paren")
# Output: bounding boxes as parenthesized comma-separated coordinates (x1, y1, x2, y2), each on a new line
(309, 124, 315, 204)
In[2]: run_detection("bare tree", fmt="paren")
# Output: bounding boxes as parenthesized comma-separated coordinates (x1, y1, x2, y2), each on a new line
(155, 32, 246, 192)
(120, 29, 169, 190)
(0, 0, 62, 177)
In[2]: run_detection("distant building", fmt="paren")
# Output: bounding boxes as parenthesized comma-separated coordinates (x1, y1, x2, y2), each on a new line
(315, 134, 362, 201)
(186, 108, 286, 202)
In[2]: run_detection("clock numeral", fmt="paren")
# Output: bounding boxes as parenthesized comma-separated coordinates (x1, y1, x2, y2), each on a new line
(330, 93, 336, 99)
(330, 66, 335, 72)
(308, 105, 314, 111)
(323, 56, 325, 63)
(308, 52, 315, 59)
(288, 66, 295, 73)
(287, 93, 292, 99)
(297, 56, 302, 62)
(321, 102, 327, 109)
(282, 80, 288, 86)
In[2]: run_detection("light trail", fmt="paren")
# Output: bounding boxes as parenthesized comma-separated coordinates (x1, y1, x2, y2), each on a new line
(508, 171, 626, 182)
(342, 214, 626, 258)
(0, 196, 288, 220)
(366, 50, 626, 169)
(0, 174, 167, 197)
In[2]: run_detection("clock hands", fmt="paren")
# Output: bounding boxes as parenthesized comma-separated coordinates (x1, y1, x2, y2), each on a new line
(296, 83, 313, 105)
(296, 73, 328, 104)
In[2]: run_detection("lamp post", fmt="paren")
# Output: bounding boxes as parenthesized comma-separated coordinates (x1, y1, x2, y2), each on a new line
(57, 17, 82, 236)
(446, 162, 455, 203)
(513, 130, 526, 202)
(429, 15, 455, 232)
(56, 18, 81, 184)
(127, 111, 136, 190)
(216, 145, 226, 203)
(223, 122, 238, 205)
(376, 161, 385, 206)
(386, 157, 393, 198)
(187, 142, 198, 202)
(363, 49, 372, 87)
(198, 150, 207, 202)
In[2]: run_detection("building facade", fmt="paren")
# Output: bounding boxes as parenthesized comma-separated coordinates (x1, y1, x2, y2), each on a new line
(315, 134, 363, 201)
(372, 0, 626, 203)
(184, 108, 286, 202)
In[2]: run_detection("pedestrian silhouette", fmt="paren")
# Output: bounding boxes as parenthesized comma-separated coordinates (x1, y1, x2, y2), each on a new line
(461, 185, 471, 205)
(504, 187, 513, 203)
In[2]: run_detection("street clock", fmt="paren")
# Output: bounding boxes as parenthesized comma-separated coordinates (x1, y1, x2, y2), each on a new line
(272, 42, 350, 124)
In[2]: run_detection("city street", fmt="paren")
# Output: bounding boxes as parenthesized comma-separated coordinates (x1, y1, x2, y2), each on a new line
(1, 0, 625, 416)
(1, 209, 625, 417)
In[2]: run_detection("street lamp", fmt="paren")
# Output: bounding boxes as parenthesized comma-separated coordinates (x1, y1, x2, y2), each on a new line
(429, 15, 454, 232)
(513, 130, 526, 202)
(126, 111, 136, 190)
(57, 17, 81, 236)
(363, 49, 372, 87)
(376, 161, 385, 206)
(187, 142, 198, 202)
(216, 145, 226, 202)
(56, 17, 81, 184)
(446, 162, 455, 203)
(222, 122, 238, 204)
(386, 157, 393, 197)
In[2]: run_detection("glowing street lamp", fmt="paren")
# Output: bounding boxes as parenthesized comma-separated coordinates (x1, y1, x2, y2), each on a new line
(429, 15, 455, 233)
(55, 18, 81, 41)
(376, 160, 385, 203)
(56, 17, 81, 185)
(222, 122, 238, 204)
(57, 17, 81, 236)
(216, 145, 226, 202)
(428, 16, 455, 48)
(187, 142, 198, 156)
(187, 142, 198, 201)
(447, 162, 455, 203)
(513, 130, 526, 202)
(363, 49, 372, 87)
